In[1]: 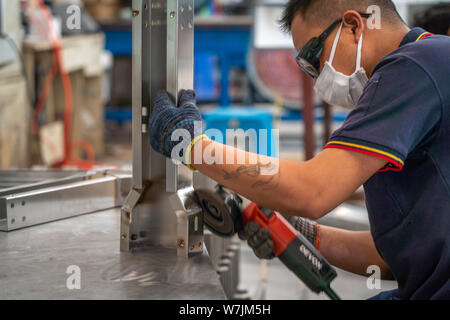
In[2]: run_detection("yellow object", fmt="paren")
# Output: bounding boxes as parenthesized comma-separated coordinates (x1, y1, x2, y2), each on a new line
(326, 140, 404, 166)
(185, 134, 208, 171)
(416, 32, 429, 41)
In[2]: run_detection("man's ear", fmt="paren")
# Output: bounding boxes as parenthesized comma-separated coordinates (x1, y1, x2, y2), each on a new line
(342, 10, 365, 43)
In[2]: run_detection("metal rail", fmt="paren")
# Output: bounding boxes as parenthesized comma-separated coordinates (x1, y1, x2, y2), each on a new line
(0, 170, 131, 231)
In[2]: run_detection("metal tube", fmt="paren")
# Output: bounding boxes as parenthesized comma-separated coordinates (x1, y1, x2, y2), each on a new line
(166, 0, 195, 192)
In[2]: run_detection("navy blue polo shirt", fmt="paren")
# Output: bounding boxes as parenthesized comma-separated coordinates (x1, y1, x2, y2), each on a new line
(325, 28, 450, 300)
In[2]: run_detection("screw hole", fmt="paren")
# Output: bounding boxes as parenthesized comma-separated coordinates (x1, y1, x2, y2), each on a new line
(22, 216, 26, 222)
(11, 218, 15, 224)
(21, 201, 25, 206)
(10, 203, 14, 208)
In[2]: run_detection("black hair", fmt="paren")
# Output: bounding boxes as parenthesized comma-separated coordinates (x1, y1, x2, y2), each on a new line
(414, 3, 450, 35)
(280, 0, 403, 32)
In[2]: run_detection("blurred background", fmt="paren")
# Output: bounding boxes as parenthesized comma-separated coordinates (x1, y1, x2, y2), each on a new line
(1, 0, 449, 172)
(0, 0, 449, 299)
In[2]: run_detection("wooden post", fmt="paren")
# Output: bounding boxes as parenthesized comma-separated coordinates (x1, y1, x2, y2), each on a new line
(302, 72, 315, 160)
(323, 102, 332, 145)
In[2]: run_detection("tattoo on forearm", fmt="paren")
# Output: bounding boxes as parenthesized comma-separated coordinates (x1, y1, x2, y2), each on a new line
(223, 163, 267, 180)
(222, 162, 280, 190)
(252, 173, 280, 190)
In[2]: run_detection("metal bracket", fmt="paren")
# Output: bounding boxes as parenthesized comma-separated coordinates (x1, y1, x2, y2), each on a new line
(120, 186, 144, 251)
(170, 186, 203, 258)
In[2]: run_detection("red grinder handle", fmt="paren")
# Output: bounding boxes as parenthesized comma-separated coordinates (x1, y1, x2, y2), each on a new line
(242, 203, 300, 257)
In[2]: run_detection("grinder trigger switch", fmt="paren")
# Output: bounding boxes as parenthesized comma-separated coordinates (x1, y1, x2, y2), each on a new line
(259, 207, 275, 218)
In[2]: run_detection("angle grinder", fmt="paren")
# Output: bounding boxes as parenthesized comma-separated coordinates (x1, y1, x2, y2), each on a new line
(195, 185, 341, 300)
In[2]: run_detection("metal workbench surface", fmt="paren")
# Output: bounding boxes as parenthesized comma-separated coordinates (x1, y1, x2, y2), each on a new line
(0, 209, 226, 300)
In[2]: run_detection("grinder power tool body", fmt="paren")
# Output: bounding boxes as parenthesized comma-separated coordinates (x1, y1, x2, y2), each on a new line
(196, 185, 341, 300)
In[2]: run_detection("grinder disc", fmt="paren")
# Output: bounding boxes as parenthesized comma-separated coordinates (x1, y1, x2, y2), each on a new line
(195, 187, 243, 237)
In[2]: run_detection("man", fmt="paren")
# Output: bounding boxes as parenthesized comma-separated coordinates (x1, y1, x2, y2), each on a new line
(149, 0, 450, 300)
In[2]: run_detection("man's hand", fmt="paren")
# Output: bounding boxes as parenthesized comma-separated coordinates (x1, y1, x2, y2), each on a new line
(149, 90, 202, 159)
(239, 220, 393, 279)
(239, 217, 319, 260)
(238, 222, 274, 260)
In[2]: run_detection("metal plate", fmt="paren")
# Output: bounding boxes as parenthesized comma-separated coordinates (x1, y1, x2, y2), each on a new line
(0, 209, 225, 300)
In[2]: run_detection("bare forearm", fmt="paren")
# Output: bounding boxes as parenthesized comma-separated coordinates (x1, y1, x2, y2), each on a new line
(191, 139, 383, 219)
(191, 140, 323, 219)
(318, 226, 393, 280)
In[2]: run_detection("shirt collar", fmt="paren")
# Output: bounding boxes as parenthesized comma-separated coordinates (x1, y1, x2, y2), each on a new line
(399, 27, 430, 47)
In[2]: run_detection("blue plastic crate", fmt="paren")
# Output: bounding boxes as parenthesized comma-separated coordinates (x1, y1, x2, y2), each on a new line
(202, 108, 278, 157)
(195, 52, 220, 101)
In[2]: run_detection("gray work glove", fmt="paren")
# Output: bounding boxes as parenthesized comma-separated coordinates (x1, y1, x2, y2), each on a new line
(239, 216, 319, 260)
(149, 90, 203, 161)
(238, 222, 275, 260)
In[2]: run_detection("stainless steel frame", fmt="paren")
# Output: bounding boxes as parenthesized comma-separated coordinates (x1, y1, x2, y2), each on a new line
(121, 0, 244, 299)
(121, 0, 203, 258)
(0, 170, 131, 231)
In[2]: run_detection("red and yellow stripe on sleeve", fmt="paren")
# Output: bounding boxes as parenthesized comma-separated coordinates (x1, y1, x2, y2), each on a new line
(324, 140, 404, 172)
(416, 32, 434, 41)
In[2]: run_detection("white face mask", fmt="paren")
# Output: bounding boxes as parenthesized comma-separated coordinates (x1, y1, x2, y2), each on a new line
(314, 23, 369, 109)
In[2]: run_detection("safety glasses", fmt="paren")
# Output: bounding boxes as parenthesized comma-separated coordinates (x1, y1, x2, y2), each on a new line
(296, 14, 372, 79)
